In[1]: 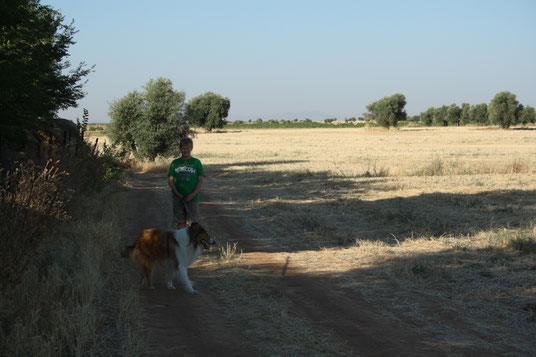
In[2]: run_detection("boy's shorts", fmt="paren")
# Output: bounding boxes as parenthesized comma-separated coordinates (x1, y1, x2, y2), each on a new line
(172, 194, 199, 224)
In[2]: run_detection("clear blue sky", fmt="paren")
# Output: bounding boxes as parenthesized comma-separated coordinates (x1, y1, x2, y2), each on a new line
(43, 0, 536, 123)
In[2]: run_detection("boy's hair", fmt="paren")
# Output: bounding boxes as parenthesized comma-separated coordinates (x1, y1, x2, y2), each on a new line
(180, 137, 193, 148)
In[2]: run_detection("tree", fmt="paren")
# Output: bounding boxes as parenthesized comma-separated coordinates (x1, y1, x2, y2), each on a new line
(433, 105, 449, 126)
(420, 107, 434, 126)
(185, 92, 231, 131)
(365, 93, 407, 128)
(460, 103, 471, 125)
(108, 78, 190, 160)
(446, 104, 461, 126)
(489, 91, 519, 129)
(108, 91, 144, 153)
(0, 0, 92, 140)
(470, 103, 488, 125)
(519, 105, 536, 126)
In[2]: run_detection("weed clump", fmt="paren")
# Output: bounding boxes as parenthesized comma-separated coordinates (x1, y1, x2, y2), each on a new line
(0, 139, 142, 354)
(0, 161, 70, 288)
(509, 234, 536, 254)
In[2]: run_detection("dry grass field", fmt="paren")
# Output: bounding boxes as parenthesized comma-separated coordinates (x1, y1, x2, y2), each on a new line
(187, 126, 536, 355)
(84, 128, 110, 151)
(192, 126, 536, 244)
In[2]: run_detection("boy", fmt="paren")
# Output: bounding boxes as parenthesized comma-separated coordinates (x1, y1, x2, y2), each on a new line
(168, 138, 205, 229)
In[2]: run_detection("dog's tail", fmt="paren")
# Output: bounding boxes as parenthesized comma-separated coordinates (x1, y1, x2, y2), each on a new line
(121, 245, 135, 258)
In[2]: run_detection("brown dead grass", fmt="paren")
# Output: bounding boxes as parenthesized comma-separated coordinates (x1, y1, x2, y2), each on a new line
(0, 164, 146, 356)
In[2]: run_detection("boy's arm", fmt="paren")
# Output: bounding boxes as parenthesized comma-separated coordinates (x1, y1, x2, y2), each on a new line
(168, 176, 183, 200)
(185, 176, 204, 202)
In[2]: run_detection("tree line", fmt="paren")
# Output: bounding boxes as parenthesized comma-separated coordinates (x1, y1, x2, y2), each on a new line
(366, 91, 535, 129)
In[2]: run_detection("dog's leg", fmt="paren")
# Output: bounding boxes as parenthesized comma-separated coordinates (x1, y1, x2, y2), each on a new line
(143, 264, 155, 289)
(139, 271, 146, 287)
(166, 279, 176, 290)
(178, 265, 198, 294)
(166, 261, 176, 290)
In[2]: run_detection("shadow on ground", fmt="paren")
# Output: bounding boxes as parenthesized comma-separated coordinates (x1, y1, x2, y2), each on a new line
(203, 161, 536, 253)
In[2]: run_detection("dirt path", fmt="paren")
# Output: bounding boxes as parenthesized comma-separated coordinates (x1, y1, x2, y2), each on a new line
(121, 172, 448, 356)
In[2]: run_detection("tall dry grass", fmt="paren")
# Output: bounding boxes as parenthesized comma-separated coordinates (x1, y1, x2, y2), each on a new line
(0, 161, 70, 287)
(0, 161, 145, 355)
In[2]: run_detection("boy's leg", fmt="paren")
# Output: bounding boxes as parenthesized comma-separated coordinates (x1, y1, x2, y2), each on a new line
(186, 201, 199, 223)
(172, 194, 187, 228)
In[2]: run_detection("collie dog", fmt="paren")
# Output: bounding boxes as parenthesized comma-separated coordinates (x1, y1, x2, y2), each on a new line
(121, 222, 215, 294)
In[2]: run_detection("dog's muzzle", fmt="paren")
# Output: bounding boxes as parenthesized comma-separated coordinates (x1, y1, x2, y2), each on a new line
(201, 236, 216, 250)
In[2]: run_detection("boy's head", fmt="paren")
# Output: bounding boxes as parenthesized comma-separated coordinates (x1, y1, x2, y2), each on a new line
(180, 137, 193, 158)
(180, 137, 193, 148)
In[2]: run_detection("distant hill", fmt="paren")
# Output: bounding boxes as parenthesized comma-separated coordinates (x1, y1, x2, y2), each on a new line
(230, 110, 343, 122)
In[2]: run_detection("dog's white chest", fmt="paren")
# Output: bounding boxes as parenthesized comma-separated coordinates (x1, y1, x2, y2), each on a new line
(173, 229, 202, 267)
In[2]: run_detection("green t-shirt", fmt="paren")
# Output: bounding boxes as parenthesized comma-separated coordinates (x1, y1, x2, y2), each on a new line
(168, 157, 205, 202)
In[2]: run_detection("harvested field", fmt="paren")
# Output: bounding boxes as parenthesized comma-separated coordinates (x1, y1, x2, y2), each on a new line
(122, 126, 536, 355)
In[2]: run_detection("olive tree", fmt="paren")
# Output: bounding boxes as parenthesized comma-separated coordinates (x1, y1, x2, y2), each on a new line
(489, 91, 519, 129)
(420, 107, 435, 126)
(365, 93, 407, 128)
(107, 91, 143, 153)
(470, 103, 488, 125)
(460, 103, 471, 125)
(186, 92, 231, 131)
(446, 104, 461, 126)
(108, 78, 190, 160)
(433, 105, 449, 126)
(519, 105, 536, 126)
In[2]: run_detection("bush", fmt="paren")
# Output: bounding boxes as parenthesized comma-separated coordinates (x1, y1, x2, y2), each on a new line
(69, 111, 128, 191)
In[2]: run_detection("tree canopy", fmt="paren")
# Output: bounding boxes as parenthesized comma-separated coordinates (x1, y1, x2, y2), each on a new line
(519, 105, 536, 126)
(107, 91, 144, 153)
(108, 78, 190, 160)
(446, 104, 461, 126)
(470, 103, 488, 125)
(0, 0, 92, 141)
(420, 108, 434, 126)
(365, 93, 407, 128)
(488, 91, 519, 129)
(186, 92, 231, 131)
(460, 103, 471, 125)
